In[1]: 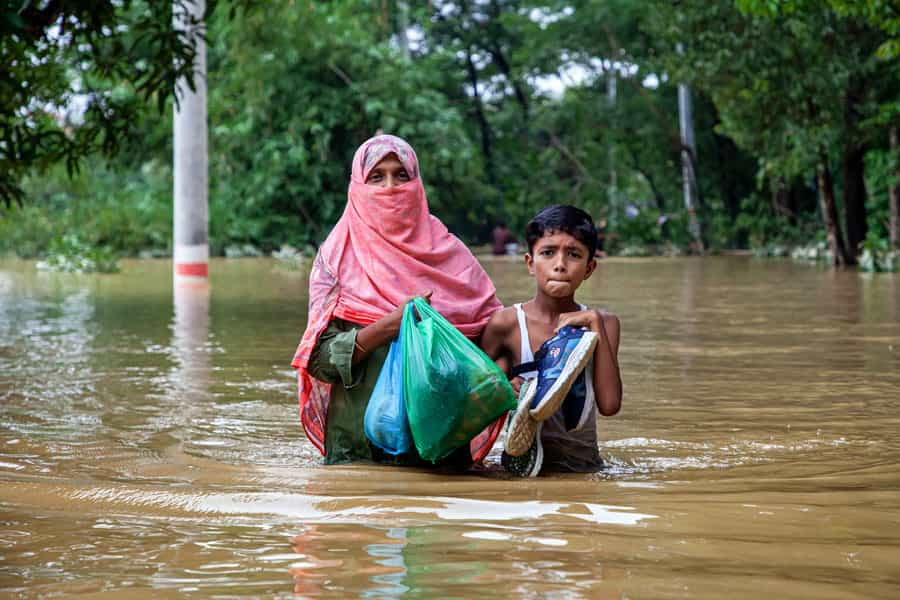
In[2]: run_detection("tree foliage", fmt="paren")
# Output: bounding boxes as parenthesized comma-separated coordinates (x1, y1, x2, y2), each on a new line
(0, 0, 228, 205)
(2, 0, 898, 265)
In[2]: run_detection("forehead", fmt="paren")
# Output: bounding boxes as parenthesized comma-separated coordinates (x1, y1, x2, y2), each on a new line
(369, 154, 405, 169)
(363, 140, 414, 173)
(534, 230, 589, 251)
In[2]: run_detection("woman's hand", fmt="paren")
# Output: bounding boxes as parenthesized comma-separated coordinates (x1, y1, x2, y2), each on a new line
(353, 291, 432, 363)
(385, 290, 433, 335)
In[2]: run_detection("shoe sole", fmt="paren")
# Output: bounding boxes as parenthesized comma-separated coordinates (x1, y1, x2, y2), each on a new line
(529, 332, 598, 421)
(526, 422, 544, 478)
(502, 421, 544, 477)
(505, 380, 539, 457)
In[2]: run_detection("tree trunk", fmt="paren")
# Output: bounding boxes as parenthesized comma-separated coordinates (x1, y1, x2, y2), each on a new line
(842, 145, 868, 256)
(625, 146, 665, 210)
(890, 125, 900, 249)
(464, 47, 495, 184)
(486, 40, 529, 122)
(714, 131, 743, 223)
(486, 0, 528, 123)
(677, 67, 704, 254)
(771, 176, 796, 225)
(842, 75, 869, 257)
(816, 157, 853, 267)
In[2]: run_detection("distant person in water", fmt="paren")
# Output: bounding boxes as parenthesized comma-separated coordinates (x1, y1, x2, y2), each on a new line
(291, 134, 505, 466)
(595, 218, 608, 258)
(491, 221, 518, 255)
(481, 205, 622, 476)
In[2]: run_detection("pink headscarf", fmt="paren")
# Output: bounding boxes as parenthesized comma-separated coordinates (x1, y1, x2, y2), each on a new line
(292, 135, 504, 458)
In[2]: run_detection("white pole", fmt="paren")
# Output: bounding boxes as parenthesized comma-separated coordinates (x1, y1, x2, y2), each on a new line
(173, 0, 208, 281)
(677, 44, 703, 253)
(397, 0, 410, 59)
(607, 71, 617, 226)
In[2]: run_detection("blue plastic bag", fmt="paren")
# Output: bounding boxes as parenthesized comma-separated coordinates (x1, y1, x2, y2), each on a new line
(364, 331, 413, 455)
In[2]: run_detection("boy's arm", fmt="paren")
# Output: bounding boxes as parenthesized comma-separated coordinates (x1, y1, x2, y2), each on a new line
(480, 309, 514, 363)
(479, 308, 523, 393)
(592, 312, 621, 416)
(556, 310, 622, 416)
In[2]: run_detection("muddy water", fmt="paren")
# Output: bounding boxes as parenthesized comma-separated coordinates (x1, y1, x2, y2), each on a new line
(1, 256, 898, 598)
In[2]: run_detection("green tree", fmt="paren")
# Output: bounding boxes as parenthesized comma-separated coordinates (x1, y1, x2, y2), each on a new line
(737, 0, 900, 252)
(8, 0, 893, 259)
(201, 0, 481, 249)
(0, 0, 232, 205)
(650, 1, 896, 265)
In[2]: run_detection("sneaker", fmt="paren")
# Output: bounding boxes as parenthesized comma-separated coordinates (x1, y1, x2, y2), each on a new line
(501, 422, 543, 477)
(560, 371, 592, 431)
(528, 326, 597, 421)
(504, 379, 539, 457)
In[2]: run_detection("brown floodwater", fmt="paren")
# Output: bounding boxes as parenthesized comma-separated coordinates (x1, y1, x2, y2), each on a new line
(1, 256, 898, 598)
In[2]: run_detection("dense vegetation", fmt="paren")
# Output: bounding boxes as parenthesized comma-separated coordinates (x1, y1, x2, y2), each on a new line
(2, 1, 898, 269)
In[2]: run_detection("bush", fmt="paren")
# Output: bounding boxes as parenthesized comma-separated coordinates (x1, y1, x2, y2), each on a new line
(859, 232, 900, 272)
(1, 160, 172, 259)
(734, 193, 813, 249)
(36, 235, 119, 273)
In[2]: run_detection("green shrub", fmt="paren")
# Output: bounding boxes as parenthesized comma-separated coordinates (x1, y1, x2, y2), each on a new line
(859, 232, 900, 272)
(36, 235, 120, 273)
(1, 160, 172, 259)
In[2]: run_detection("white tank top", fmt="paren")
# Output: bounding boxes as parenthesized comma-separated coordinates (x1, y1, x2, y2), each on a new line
(512, 303, 603, 472)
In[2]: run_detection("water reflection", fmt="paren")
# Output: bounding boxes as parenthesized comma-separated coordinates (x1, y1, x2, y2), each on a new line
(172, 280, 211, 402)
(678, 257, 701, 375)
(0, 271, 101, 447)
(364, 528, 409, 598)
(2, 257, 899, 598)
(289, 525, 409, 598)
(287, 518, 630, 598)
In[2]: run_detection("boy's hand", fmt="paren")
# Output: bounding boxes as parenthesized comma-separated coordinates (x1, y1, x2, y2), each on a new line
(558, 309, 622, 417)
(555, 309, 602, 333)
(509, 376, 524, 396)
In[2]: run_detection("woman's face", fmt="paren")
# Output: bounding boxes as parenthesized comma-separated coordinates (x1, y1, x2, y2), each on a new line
(365, 153, 411, 188)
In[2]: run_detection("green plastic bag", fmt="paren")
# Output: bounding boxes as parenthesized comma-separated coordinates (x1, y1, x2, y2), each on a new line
(401, 297, 516, 461)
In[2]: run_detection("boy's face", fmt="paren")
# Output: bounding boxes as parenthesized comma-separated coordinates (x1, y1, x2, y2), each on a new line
(525, 231, 597, 298)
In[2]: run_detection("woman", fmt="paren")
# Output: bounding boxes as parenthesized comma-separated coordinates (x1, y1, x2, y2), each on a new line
(291, 134, 503, 465)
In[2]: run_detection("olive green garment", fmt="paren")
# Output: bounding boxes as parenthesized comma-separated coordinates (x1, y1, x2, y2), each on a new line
(307, 318, 427, 466)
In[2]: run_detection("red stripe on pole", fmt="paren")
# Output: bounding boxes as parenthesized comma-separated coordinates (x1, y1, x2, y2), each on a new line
(176, 262, 208, 277)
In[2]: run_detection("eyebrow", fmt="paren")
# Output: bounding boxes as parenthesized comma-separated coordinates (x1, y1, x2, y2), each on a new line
(536, 243, 584, 252)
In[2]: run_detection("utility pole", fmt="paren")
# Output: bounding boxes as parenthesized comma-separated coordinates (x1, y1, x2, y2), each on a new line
(397, 0, 411, 59)
(890, 125, 899, 249)
(173, 0, 209, 281)
(677, 44, 704, 254)
(607, 70, 617, 227)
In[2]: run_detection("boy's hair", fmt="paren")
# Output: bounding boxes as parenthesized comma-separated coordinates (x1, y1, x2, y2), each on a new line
(525, 204, 598, 258)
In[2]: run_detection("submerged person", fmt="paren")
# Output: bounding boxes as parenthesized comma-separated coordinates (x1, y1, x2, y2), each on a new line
(291, 134, 504, 465)
(481, 205, 622, 476)
(491, 221, 518, 255)
(595, 218, 608, 258)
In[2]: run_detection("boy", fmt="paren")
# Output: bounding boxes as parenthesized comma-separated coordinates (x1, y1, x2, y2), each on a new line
(481, 205, 622, 476)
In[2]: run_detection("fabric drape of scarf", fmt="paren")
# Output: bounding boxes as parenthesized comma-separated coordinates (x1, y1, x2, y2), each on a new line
(291, 135, 504, 459)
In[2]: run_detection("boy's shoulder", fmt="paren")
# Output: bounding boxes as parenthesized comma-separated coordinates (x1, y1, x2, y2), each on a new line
(482, 304, 523, 346)
(485, 304, 519, 332)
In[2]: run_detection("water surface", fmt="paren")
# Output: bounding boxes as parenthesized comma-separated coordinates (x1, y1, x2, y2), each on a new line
(1, 256, 898, 598)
